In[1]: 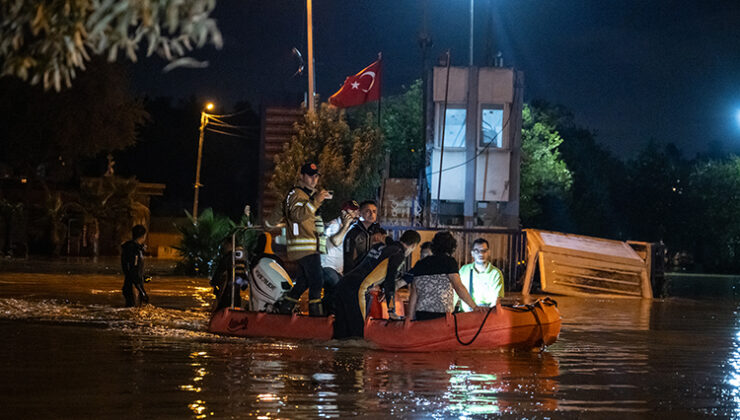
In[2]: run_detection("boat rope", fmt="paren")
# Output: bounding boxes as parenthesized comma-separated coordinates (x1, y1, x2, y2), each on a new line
(452, 297, 558, 350)
(506, 297, 557, 352)
(529, 302, 547, 352)
(452, 305, 496, 346)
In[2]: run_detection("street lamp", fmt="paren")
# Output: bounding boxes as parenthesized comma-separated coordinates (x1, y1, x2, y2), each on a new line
(192, 101, 215, 220)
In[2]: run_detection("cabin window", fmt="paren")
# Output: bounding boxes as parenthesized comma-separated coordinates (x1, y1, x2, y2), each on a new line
(438, 108, 467, 148)
(481, 106, 504, 148)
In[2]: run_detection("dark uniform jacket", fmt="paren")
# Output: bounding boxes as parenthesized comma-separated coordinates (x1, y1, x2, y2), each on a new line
(343, 221, 380, 274)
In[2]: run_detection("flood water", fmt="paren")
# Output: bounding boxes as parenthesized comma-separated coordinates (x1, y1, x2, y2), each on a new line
(1, 271, 739, 418)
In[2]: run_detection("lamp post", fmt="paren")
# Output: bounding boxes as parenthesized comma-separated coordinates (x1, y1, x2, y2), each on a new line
(192, 102, 214, 220)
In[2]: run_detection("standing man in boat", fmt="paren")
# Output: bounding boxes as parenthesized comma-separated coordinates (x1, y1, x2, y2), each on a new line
(121, 224, 149, 307)
(342, 200, 380, 274)
(275, 162, 332, 316)
(321, 200, 360, 314)
(458, 238, 504, 310)
(333, 230, 421, 339)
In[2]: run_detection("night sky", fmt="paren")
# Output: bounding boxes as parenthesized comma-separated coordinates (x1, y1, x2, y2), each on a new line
(130, 0, 740, 158)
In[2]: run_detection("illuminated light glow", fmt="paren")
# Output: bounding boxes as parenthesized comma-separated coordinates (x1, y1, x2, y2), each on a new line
(257, 393, 280, 402)
(205, 102, 215, 111)
(179, 384, 202, 392)
(188, 402, 207, 414)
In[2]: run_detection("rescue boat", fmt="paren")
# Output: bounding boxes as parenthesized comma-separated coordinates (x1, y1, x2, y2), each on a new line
(363, 297, 561, 352)
(208, 308, 334, 341)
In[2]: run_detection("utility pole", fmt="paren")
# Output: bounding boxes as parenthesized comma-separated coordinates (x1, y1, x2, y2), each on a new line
(307, 0, 315, 112)
(192, 102, 214, 220)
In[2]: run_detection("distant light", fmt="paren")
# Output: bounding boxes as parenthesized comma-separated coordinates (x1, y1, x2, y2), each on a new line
(20, 177, 27, 184)
(205, 102, 214, 111)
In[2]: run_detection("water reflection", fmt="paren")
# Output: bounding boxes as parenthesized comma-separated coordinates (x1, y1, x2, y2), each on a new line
(361, 350, 559, 416)
(727, 330, 740, 417)
(182, 351, 210, 418)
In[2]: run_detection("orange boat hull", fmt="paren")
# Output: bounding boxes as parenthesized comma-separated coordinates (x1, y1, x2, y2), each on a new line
(364, 298, 562, 352)
(208, 308, 334, 341)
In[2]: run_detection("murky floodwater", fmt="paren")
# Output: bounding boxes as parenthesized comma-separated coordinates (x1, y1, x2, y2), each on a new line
(0, 271, 739, 418)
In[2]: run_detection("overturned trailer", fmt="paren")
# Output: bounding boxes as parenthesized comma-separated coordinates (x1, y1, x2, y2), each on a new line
(522, 229, 653, 299)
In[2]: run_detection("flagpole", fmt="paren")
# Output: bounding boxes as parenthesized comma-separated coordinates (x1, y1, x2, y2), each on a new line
(377, 52, 382, 127)
(377, 52, 389, 218)
(306, 0, 315, 112)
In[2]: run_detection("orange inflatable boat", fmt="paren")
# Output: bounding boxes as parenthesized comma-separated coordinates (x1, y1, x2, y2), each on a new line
(364, 298, 561, 352)
(208, 308, 334, 341)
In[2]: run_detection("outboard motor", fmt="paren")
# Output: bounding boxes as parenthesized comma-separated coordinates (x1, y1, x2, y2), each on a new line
(248, 232, 292, 311)
(250, 257, 292, 311)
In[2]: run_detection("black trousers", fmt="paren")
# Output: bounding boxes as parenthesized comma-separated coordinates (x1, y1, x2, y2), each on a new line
(332, 273, 366, 339)
(286, 253, 324, 301)
(322, 267, 341, 314)
(122, 277, 147, 307)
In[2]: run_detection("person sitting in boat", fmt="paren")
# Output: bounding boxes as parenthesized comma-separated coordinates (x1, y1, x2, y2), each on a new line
(210, 238, 248, 311)
(321, 200, 360, 315)
(342, 200, 380, 274)
(370, 225, 389, 246)
(419, 241, 433, 259)
(333, 229, 421, 339)
(457, 238, 504, 311)
(406, 231, 486, 321)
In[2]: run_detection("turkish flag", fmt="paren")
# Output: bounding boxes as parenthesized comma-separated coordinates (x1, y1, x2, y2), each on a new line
(328, 59, 382, 108)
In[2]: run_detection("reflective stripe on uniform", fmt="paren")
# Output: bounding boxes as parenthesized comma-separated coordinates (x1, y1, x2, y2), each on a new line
(288, 245, 319, 252)
(288, 238, 317, 244)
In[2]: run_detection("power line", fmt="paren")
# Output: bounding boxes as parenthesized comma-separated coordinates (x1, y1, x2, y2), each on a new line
(205, 127, 252, 138)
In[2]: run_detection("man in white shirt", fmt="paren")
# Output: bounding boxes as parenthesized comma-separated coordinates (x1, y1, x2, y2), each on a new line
(458, 238, 504, 311)
(321, 200, 359, 314)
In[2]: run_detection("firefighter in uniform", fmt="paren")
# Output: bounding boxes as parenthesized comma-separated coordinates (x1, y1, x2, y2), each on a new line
(275, 162, 332, 316)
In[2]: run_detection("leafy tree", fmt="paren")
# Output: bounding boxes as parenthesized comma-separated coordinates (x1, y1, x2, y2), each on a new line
(532, 101, 627, 238)
(74, 176, 149, 256)
(623, 142, 690, 246)
(0, 58, 148, 181)
(379, 79, 425, 178)
(268, 103, 384, 219)
(174, 208, 233, 276)
(685, 157, 740, 273)
(1, 0, 222, 91)
(519, 103, 573, 224)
